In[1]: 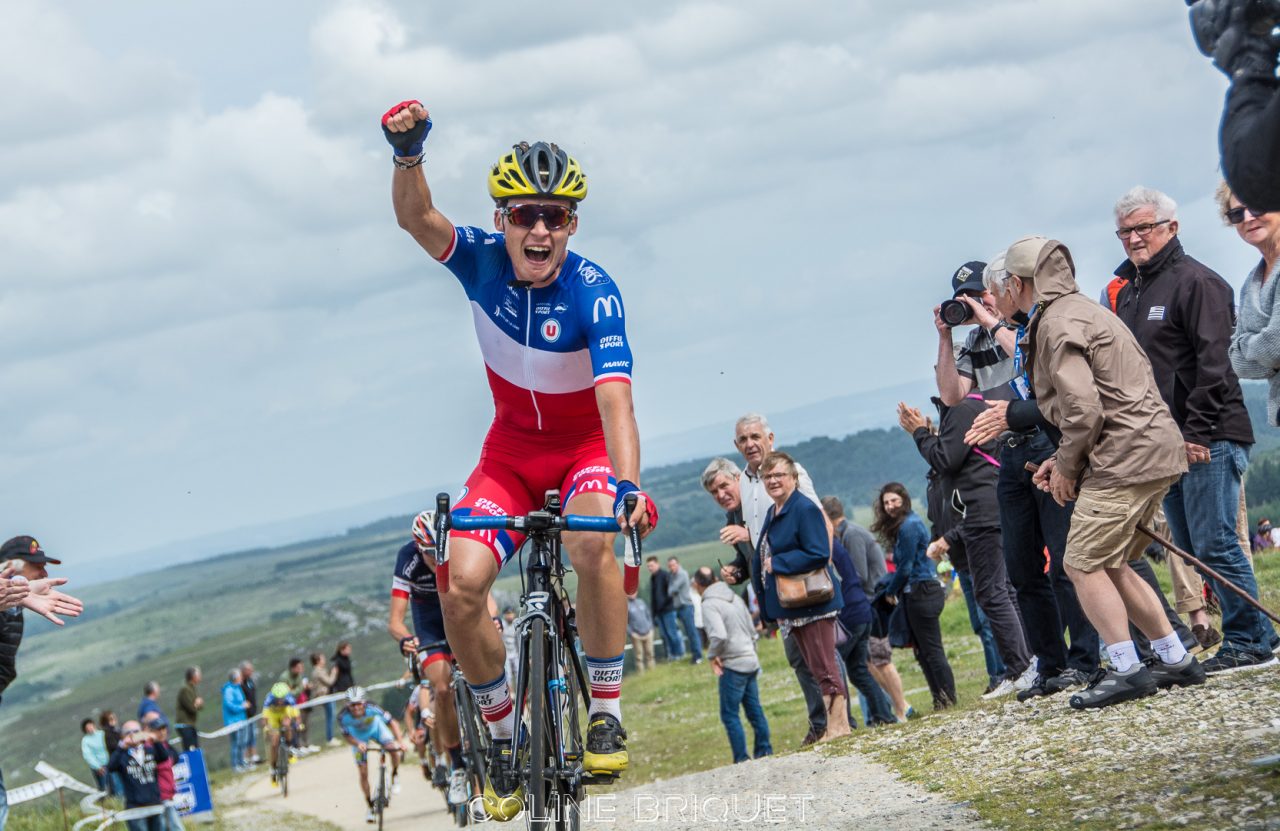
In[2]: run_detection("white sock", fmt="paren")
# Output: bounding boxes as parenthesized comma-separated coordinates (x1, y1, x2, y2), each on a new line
(1151, 631, 1188, 665)
(586, 654, 624, 722)
(469, 673, 516, 740)
(1106, 640, 1140, 673)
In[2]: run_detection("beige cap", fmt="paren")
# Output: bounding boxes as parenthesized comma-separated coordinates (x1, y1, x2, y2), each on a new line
(1004, 235, 1049, 279)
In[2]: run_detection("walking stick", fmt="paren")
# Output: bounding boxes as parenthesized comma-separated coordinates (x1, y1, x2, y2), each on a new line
(1023, 461, 1280, 626)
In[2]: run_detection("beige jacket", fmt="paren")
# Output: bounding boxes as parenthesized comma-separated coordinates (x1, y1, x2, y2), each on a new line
(1022, 240, 1187, 489)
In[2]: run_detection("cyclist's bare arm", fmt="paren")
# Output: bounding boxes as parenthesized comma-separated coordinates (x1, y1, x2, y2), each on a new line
(596, 382, 651, 536)
(387, 103, 455, 259)
(388, 594, 416, 653)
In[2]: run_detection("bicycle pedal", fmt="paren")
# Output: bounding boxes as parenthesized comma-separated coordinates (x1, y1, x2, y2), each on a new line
(582, 770, 620, 786)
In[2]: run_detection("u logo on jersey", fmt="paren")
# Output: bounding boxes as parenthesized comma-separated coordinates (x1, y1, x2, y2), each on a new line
(541, 318, 561, 342)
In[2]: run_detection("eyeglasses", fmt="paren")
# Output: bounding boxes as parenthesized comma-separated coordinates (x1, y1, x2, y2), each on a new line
(1114, 219, 1171, 240)
(762, 472, 792, 482)
(501, 204, 575, 230)
(1226, 205, 1267, 224)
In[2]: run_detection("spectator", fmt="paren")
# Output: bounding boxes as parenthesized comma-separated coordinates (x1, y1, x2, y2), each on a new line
(626, 596, 655, 674)
(310, 652, 340, 747)
(873, 483, 956, 710)
(222, 668, 250, 772)
(0, 535, 83, 829)
(646, 558, 682, 660)
(175, 667, 203, 751)
(933, 260, 1019, 406)
(733, 414, 833, 745)
(138, 681, 165, 725)
(1254, 519, 1273, 554)
(106, 719, 170, 831)
(751, 451, 850, 741)
(100, 711, 125, 797)
(1003, 234, 1206, 707)
(901, 393, 1035, 698)
(700, 458, 755, 586)
(666, 557, 703, 664)
(828, 535, 897, 726)
(694, 566, 772, 762)
(1113, 186, 1279, 669)
(81, 718, 109, 792)
(821, 496, 910, 723)
(332, 642, 355, 693)
(145, 716, 185, 831)
(239, 660, 259, 765)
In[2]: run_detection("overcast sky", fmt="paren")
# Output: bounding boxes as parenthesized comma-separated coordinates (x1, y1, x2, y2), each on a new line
(1, 0, 1257, 565)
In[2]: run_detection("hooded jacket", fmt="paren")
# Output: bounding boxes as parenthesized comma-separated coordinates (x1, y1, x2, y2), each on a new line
(1114, 237, 1254, 447)
(1021, 240, 1187, 488)
(699, 581, 760, 673)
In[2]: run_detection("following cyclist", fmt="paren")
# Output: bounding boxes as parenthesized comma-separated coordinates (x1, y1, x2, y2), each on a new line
(404, 677, 439, 783)
(262, 682, 300, 788)
(382, 100, 657, 822)
(386, 511, 500, 809)
(339, 686, 407, 824)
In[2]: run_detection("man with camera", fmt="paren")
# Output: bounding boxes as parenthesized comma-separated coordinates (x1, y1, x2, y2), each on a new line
(934, 260, 1019, 407)
(106, 719, 172, 831)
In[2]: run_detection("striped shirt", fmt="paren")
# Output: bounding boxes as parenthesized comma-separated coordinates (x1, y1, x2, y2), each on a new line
(955, 325, 1017, 400)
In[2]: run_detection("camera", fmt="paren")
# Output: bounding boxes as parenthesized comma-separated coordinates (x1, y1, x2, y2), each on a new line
(938, 298, 974, 327)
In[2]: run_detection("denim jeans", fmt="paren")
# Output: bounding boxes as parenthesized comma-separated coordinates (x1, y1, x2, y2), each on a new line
(999, 431, 1101, 676)
(228, 723, 244, 770)
(1164, 440, 1278, 654)
(837, 621, 897, 726)
(1, 763, 9, 830)
(958, 570, 1005, 683)
(674, 604, 703, 661)
(718, 668, 772, 762)
(324, 701, 336, 742)
(165, 802, 187, 831)
(656, 610, 683, 659)
(125, 814, 165, 831)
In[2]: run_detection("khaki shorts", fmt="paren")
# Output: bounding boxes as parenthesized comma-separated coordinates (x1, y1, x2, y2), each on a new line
(868, 635, 893, 667)
(1064, 475, 1181, 573)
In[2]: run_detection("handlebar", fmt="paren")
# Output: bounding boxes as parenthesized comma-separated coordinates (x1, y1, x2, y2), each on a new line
(430, 491, 643, 594)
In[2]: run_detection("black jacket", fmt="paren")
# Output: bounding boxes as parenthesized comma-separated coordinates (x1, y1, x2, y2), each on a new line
(723, 506, 755, 583)
(913, 396, 1001, 530)
(1114, 237, 1254, 447)
(0, 607, 23, 705)
(649, 568, 673, 615)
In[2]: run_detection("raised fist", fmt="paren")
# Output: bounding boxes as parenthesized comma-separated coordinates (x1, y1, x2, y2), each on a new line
(381, 100, 432, 158)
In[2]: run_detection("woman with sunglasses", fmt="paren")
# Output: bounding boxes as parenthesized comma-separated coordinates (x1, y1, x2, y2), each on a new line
(1224, 182, 1280, 428)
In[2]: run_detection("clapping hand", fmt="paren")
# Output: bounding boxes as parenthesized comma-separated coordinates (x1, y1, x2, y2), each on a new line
(897, 402, 928, 434)
(0, 566, 31, 611)
(22, 577, 84, 625)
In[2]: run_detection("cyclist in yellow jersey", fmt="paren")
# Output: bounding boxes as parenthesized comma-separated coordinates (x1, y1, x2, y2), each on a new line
(262, 682, 300, 787)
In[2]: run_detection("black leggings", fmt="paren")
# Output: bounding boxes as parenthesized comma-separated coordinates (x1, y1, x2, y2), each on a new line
(904, 580, 956, 708)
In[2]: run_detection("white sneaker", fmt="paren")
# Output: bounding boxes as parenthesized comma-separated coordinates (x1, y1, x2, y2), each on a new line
(392, 775, 401, 795)
(365, 808, 376, 824)
(1012, 662, 1040, 693)
(980, 678, 1015, 699)
(447, 769, 467, 805)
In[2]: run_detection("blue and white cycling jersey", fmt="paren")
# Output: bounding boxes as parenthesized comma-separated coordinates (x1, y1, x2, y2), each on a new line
(339, 703, 393, 742)
(436, 226, 634, 434)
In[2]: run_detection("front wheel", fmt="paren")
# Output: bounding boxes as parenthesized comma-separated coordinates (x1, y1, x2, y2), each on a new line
(527, 617, 550, 831)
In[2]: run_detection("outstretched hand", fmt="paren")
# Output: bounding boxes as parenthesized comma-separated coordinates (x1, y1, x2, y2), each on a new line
(23, 577, 84, 625)
(381, 100, 432, 158)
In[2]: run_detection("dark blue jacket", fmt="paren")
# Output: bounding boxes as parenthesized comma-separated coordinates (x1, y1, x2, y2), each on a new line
(883, 512, 936, 597)
(107, 741, 170, 808)
(832, 536, 872, 629)
(752, 490, 843, 623)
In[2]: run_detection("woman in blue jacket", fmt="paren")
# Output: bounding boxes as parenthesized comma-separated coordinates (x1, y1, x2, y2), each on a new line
(872, 482, 956, 709)
(750, 452, 850, 741)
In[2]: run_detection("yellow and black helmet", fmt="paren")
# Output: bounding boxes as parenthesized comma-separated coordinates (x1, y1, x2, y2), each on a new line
(487, 141, 587, 204)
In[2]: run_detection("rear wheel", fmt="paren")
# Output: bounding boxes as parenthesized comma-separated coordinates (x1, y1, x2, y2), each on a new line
(456, 678, 488, 826)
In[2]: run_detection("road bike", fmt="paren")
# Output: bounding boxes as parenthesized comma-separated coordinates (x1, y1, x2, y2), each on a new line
(366, 743, 392, 830)
(273, 726, 291, 797)
(434, 489, 641, 831)
(410, 642, 490, 827)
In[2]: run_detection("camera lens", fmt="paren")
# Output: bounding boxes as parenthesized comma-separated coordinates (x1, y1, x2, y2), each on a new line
(939, 299, 972, 327)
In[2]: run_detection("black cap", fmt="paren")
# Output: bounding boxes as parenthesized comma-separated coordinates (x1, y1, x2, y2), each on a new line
(951, 261, 987, 297)
(0, 535, 62, 565)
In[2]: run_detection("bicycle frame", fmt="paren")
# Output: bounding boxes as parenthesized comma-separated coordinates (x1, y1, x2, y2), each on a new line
(434, 489, 641, 829)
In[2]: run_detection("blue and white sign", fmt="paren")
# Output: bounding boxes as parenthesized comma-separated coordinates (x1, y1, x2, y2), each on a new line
(174, 749, 214, 816)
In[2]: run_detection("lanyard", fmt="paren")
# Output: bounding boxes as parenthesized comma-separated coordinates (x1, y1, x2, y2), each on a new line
(1008, 308, 1038, 401)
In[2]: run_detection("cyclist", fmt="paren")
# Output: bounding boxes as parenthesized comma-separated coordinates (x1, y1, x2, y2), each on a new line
(404, 678, 438, 783)
(387, 511, 497, 808)
(382, 100, 658, 821)
(339, 686, 407, 823)
(262, 682, 300, 788)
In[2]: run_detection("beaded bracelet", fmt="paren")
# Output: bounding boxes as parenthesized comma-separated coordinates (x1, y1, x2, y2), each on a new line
(393, 152, 426, 170)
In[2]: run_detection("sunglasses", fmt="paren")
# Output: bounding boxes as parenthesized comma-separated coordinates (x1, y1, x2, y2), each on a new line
(501, 204, 575, 230)
(1227, 205, 1266, 224)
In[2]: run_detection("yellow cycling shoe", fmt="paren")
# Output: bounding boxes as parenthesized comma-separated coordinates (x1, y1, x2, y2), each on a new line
(582, 714, 628, 776)
(482, 738, 525, 822)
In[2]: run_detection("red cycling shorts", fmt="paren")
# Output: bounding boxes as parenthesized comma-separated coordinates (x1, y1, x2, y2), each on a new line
(451, 422, 616, 566)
